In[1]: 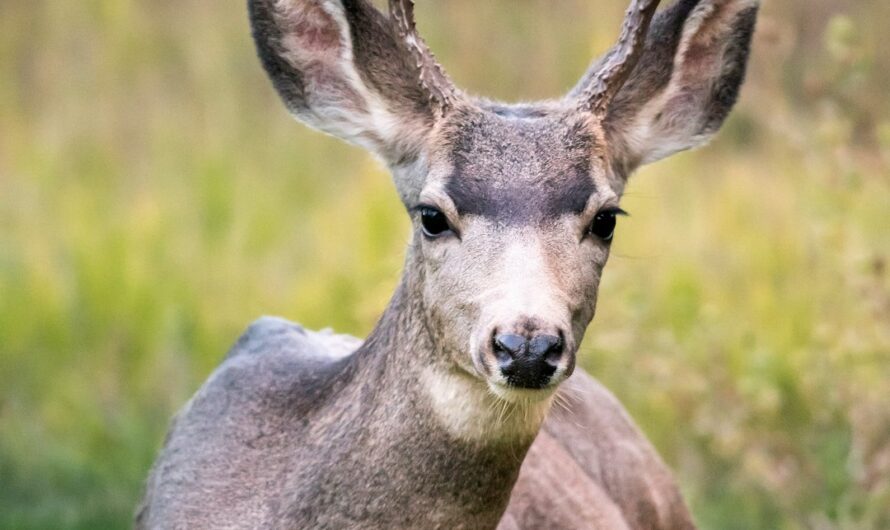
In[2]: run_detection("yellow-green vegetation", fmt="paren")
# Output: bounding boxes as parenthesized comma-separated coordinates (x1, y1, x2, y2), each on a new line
(1, 1, 888, 528)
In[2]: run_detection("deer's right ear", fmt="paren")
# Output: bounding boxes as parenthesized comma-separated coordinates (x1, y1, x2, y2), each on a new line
(248, 0, 458, 164)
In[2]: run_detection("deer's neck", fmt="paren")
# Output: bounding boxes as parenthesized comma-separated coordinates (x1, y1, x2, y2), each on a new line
(287, 253, 554, 526)
(312, 263, 548, 526)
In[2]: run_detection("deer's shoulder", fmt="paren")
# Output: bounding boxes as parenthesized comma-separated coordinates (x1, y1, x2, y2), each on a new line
(154, 317, 361, 469)
(137, 318, 362, 528)
(193, 316, 362, 415)
(159, 315, 362, 454)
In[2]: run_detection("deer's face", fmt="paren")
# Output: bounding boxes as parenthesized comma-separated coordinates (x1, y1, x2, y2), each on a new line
(410, 108, 620, 398)
(250, 0, 758, 401)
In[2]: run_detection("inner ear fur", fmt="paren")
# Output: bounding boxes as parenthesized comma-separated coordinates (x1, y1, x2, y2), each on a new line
(603, 0, 759, 176)
(248, 0, 439, 163)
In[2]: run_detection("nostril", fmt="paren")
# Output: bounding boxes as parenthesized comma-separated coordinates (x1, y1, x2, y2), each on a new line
(493, 333, 527, 360)
(528, 334, 563, 363)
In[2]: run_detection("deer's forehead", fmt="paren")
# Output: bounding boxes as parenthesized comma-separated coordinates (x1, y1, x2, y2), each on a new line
(441, 114, 596, 223)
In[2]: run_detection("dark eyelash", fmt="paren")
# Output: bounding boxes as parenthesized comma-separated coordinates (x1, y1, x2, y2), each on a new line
(600, 207, 630, 217)
(411, 204, 439, 214)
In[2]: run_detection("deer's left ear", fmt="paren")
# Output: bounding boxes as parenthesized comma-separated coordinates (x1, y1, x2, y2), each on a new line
(598, 0, 759, 175)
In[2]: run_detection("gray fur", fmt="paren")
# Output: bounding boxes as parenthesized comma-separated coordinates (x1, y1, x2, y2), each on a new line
(138, 286, 528, 528)
(444, 111, 596, 224)
(139, 0, 758, 528)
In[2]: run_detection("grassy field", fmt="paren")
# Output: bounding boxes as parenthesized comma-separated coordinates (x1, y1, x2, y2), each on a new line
(1, 0, 888, 528)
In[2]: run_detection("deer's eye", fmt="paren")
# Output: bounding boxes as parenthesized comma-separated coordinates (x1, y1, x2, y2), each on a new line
(420, 207, 452, 238)
(588, 210, 619, 242)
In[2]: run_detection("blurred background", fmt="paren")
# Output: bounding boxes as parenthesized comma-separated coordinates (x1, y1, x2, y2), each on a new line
(1, 0, 888, 528)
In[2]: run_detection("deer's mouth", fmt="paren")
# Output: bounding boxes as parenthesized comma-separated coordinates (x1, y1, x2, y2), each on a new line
(487, 381, 558, 405)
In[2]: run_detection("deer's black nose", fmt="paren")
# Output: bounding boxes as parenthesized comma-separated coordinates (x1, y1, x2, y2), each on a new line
(493, 332, 564, 389)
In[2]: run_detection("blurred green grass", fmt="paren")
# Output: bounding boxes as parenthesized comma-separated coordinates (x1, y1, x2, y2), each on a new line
(1, 0, 888, 528)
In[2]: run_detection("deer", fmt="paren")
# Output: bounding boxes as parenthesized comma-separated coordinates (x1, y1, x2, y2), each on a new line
(137, 0, 758, 528)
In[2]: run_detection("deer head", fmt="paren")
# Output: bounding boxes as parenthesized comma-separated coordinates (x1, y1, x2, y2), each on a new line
(249, 0, 758, 404)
